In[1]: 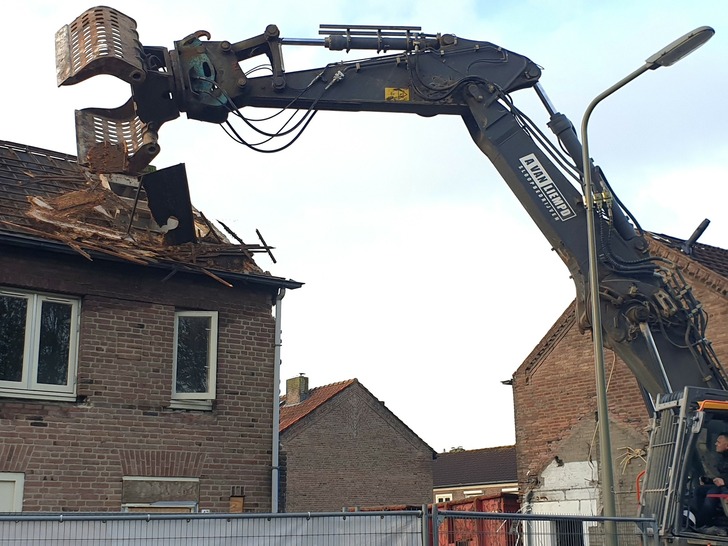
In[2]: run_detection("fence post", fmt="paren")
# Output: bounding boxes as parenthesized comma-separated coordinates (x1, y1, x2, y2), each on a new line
(421, 505, 430, 546)
(638, 517, 660, 546)
(431, 504, 439, 546)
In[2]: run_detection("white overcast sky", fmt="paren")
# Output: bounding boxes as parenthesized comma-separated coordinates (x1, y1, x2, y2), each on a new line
(2, 1, 727, 452)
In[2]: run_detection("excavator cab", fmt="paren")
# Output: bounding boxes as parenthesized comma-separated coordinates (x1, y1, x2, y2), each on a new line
(641, 388, 728, 542)
(687, 402, 728, 529)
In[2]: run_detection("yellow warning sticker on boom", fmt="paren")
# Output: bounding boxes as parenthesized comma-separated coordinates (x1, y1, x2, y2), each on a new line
(385, 88, 410, 101)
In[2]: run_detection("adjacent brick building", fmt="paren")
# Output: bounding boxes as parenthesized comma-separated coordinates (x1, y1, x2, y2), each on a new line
(279, 375, 435, 512)
(0, 140, 301, 512)
(511, 234, 728, 516)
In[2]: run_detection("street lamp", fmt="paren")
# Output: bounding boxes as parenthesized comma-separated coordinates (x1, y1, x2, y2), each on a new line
(579, 25, 714, 525)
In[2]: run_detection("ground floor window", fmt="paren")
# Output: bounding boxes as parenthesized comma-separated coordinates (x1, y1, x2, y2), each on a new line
(122, 502, 197, 513)
(0, 472, 24, 512)
(121, 477, 199, 513)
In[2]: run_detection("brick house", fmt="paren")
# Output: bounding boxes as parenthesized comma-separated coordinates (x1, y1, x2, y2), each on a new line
(279, 375, 435, 512)
(510, 234, 728, 516)
(432, 445, 518, 504)
(0, 140, 301, 512)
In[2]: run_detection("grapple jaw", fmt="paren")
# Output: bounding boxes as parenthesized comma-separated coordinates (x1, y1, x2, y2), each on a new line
(56, 6, 177, 174)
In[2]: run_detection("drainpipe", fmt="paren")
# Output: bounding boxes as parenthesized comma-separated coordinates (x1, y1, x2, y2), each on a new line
(271, 288, 285, 513)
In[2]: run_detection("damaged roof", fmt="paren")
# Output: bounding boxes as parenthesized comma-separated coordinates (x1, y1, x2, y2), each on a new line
(0, 140, 301, 289)
(517, 233, 728, 378)
(651, 232, 728, 280)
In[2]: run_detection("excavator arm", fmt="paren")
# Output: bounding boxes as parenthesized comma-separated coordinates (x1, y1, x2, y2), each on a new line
(56, 6, 727, 401)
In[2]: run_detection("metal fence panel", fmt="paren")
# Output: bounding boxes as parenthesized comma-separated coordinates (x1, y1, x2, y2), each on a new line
(0, 511, 423, 545)
(433, 510, 658, 546)
(0, 509, 659, 546)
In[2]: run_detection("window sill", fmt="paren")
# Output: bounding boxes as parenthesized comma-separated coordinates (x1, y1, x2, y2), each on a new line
(0, 389, 77, 403)
(169, 399, 213, 411)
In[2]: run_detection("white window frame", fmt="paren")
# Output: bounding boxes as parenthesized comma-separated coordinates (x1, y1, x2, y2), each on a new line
(0, 289, 80, 401)
(0, 472, 24, 512)
(172, 311, 218, 406)
(436, 493, 453, 503)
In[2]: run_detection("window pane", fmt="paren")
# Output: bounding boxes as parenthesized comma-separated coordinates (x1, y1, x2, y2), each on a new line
(0, 295, 27, 382)
(176, 316, 211, 394)
(36, 301, 72, 386)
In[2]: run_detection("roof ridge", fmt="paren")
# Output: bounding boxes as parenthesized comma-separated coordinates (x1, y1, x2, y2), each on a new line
(648, 236, 728, 294)
(651, 232, 726, 252)
(442, 445, 515, 454)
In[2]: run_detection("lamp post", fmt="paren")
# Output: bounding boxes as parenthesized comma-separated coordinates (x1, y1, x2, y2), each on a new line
(579, 25, 714, 528)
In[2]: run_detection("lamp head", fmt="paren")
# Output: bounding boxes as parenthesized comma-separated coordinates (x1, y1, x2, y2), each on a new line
(645, 26, 714, 69)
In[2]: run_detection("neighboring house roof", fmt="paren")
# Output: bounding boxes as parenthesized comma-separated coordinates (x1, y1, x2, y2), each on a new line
(650, 233, 728, 283)
(279, 378, 435, 454)
(433, 445, 517, 488)
(518, 233, 728, 378)
(0, 140, 301, 289)
(279, 379, 356, 431)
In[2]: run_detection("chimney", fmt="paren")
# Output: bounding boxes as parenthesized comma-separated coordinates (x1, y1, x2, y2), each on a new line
(286, 374, 309, 405)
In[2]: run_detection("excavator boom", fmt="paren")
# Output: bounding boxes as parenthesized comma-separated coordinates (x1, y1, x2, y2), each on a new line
(56, 6, 726, 404)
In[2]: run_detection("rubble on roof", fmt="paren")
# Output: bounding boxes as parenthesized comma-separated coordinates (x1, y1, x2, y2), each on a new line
(0, 140, 277, 284)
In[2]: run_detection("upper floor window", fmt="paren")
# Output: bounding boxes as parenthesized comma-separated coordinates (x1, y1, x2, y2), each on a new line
(172, 311, 218, 406)
(0, 289, 80, 400)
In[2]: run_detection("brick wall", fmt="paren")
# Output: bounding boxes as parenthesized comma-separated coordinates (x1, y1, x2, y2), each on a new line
(512, 241, 728, 515)
(0, 244, 280, 512)
(281, 384, 433, 512)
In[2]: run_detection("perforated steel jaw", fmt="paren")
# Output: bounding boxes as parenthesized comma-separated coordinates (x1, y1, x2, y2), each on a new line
(56, 6, 176, 175)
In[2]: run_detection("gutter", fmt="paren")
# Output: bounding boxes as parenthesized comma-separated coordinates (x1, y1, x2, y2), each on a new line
(0, 230, 303, 290)
(271, 288, 285, 512)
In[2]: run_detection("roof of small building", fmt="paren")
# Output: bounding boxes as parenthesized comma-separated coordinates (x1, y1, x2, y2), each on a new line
(279, 379, 357, 431)
(433, 445, 517, 488)
(0, 140, 301, 289)
(279, 377, 435, 454)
